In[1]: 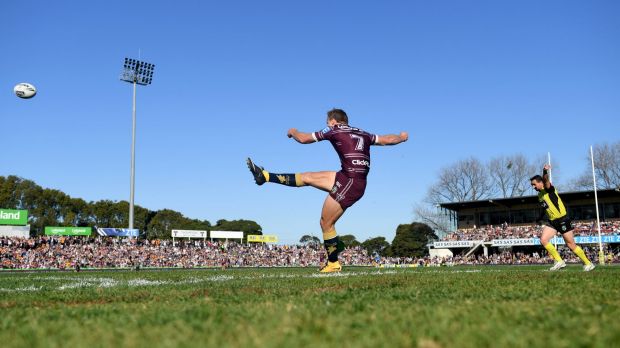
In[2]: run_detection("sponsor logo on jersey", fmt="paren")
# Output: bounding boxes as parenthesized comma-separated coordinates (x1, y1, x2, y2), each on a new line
(352, 159, 370, 167)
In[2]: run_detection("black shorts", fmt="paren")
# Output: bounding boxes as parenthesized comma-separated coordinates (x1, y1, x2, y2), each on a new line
(544, 216, 574, 234)
(329, 171, 367, 210)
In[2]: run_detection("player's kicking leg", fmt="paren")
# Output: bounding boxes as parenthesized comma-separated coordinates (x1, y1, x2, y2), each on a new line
(247, 158, 345, 272)
(247, 158, 335, 191)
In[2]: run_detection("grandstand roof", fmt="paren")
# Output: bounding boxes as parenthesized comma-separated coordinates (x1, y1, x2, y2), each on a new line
(439, 188, 620, 212)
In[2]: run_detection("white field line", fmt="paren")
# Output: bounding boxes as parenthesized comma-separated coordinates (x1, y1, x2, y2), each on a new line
(0, 269, 501, 293)
(0, 270, 399, 293)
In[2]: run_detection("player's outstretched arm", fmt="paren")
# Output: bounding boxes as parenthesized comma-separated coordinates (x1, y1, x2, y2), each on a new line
(542, 164, 552, 189)
(375, 131, 408, 146)
(287, 128, 315, 144)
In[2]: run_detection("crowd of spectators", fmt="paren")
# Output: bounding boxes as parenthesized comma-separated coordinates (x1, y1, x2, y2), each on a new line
(0, 236, 374, 270)
(1, 225, 619, 270)
(379, 246, 620, 267)
(441, 221, 620, 242)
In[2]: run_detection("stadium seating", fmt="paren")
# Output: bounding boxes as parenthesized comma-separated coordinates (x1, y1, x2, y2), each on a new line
(0, 237, 373, 269)
(439, 221, 620, 242)
(2, 221, 619, 269)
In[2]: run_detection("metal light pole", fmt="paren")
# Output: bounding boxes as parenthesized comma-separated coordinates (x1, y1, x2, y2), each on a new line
(590, 145, 605, 265)
(120, 58, 155, 230)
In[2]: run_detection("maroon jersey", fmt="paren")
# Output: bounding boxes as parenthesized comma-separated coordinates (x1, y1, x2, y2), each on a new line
(312, 124, 378, 179)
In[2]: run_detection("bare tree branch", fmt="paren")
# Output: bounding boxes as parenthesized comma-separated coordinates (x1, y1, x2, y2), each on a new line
(570, 142, 620, 190)
(488, 154, 538, 198)
(413, 203, 453, 236)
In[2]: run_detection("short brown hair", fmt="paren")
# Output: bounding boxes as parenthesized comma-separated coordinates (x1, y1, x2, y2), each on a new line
(327, 108, 348, 124)
(530, 175, 543, 183)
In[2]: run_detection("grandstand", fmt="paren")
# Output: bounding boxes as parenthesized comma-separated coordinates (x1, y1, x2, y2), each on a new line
(440, 188, 620, 229)
(2, 232, 619, 271)
(430, 188, 620, 263)
(0, 237, 374, 270)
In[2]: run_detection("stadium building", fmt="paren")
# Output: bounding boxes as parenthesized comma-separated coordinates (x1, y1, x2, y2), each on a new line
(441, 188, 620, 229)
(430, 189, 620, 260)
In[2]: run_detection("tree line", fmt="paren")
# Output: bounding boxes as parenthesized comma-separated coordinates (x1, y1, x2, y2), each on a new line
(1, 176, 440, 256)
(0, 175, 262, 239)
(299, 222, 438, 258)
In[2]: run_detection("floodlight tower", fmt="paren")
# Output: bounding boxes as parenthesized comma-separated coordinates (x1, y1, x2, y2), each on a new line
(120, 58, 155, 230)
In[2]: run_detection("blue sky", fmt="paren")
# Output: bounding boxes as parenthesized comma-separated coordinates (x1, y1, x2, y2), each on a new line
(1, 1, 619, 244)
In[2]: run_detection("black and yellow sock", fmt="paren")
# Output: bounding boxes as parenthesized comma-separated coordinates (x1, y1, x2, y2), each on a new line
(263, 171, 305, 187)
(323, 228, 339, 262)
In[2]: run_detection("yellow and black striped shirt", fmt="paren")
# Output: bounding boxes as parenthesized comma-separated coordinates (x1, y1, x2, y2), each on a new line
(537, 185, 567, 221)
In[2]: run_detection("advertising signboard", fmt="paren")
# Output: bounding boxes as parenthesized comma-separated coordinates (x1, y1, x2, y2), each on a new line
(247, 235, 279, 243)
(171, 230, 207, 238)
(96, 228, 139, 237)
(0, 225, 30, 238)
(0, 209, 28, 226)
(45, 226, 92, 236)
(433, 241, 479, 248)
(210, 230, 244, 240)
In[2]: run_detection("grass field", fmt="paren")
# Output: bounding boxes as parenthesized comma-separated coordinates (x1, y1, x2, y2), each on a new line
(1, 265, 619, 348)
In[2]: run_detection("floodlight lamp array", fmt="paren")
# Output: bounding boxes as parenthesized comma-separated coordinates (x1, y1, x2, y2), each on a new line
(120, 58, 155, 85)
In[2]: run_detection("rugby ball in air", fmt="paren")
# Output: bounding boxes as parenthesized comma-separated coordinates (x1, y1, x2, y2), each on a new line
(14, 83, 37, 99)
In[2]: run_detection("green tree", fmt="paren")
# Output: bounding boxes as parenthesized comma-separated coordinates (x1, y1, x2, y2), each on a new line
(361, 237, 391, 256)
(0, 175, 23, 208)
(0, 176, 38, 210)
(340, 234, 360, 247)
(62, 197, 89, 227)
(0, 175, 225, 240)
(1, 178, 43, 234)
(30, 188, 66, 235)
(213, 219, 262, 241)
(90, 200, 125, 228)
(132, 204, 151, 233)
(183, 218, 212, 231)
(390, 222, 437, 257)
(299, 234, 321, 246)
(147, 209, 187, 239)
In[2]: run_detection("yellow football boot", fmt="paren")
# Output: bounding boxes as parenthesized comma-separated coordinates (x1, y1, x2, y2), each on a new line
(319, 261, 342, 273)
